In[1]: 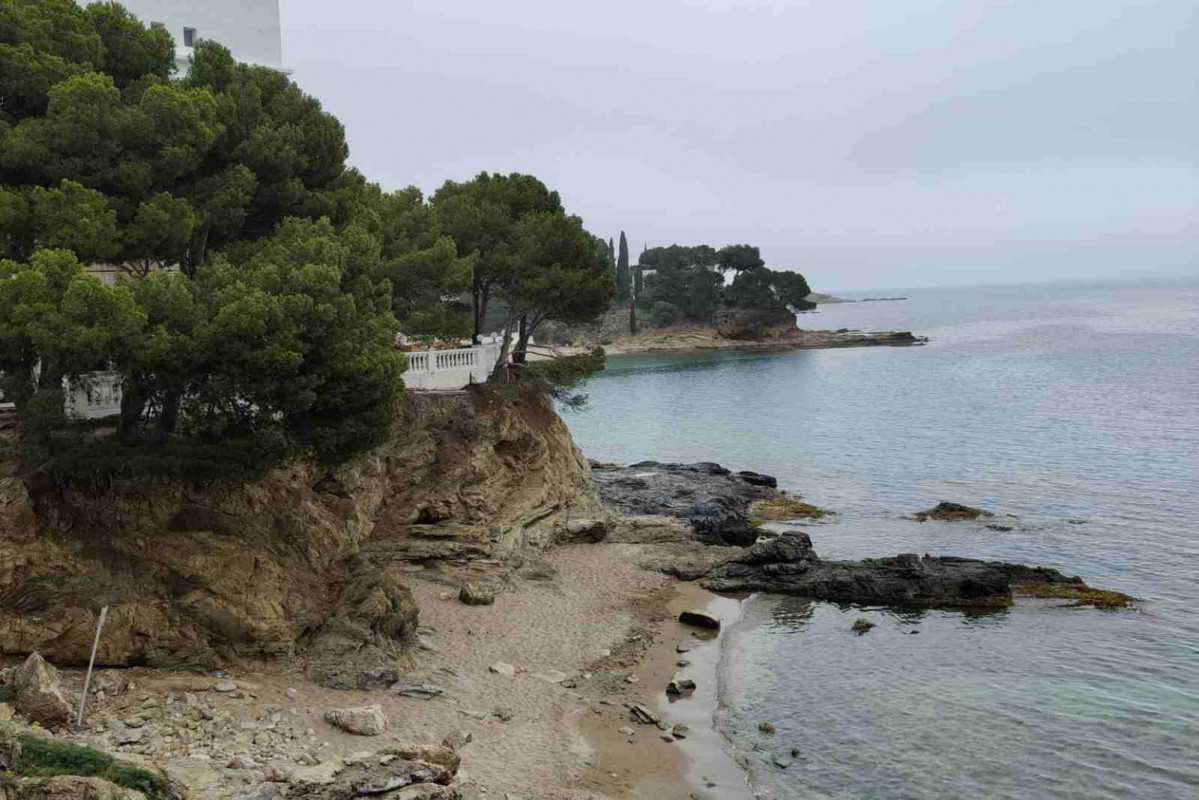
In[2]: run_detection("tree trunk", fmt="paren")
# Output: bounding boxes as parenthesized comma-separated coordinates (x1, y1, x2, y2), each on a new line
(118, 377, 148, 443)
(512, 315, 529, 364)
(491, 307, 520, 377)
(155, 387, 182, 442)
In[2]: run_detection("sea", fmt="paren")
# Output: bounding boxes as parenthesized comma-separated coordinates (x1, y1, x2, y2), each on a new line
(561, 279, 1199, 800)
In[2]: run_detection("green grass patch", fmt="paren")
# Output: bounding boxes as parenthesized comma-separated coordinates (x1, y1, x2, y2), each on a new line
(6, 732, 171, 799)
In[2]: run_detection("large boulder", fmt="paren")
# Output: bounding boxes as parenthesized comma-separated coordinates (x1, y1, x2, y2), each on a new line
(324, 704, 387, 736)
(12, 653, 72, 727)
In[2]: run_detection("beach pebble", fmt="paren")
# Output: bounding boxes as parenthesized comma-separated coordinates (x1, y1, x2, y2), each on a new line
(791, 746, 802, 757)
(619, 726, 636, 736)
(676, 643, 693, 653)
(533, 670, 567, 684)
(625, 674, 639, 684)
(679, 609, 721, 630)
(629, 705, 659, 725)
(772, 754, 793, 769)
(660, 734, 675, 742)
(672, 724, 690, 739)
(667, 673, 696, 695)
(493, 706, 515, 722)
(759, 720, 777, 734)
(489, 662, 516, 677)
(214, 681, 238, 693)
(676, 660, 691, 668)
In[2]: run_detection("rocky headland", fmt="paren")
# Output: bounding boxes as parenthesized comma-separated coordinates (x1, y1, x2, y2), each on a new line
(539, 304, 926, 358)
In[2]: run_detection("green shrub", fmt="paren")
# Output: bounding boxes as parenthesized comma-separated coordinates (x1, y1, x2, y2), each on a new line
(12, 733, 172, 799)
(649, 301, 679, 328)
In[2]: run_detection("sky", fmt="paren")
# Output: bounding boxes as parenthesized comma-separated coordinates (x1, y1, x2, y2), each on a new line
(280, 0, 1198, 291)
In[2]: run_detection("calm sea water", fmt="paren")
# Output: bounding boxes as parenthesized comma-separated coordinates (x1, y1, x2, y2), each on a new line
(563, 280, 1199, 800)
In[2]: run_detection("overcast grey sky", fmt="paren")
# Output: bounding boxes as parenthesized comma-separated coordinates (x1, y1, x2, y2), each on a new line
(281, 0, 1197, 290)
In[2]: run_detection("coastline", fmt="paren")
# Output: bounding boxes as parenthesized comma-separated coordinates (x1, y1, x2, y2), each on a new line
(13, 541, 749, 799)
(529, 326, 925, 360)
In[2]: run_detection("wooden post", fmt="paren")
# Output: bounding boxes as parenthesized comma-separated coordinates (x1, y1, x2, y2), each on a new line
(75, 606, 108, 729)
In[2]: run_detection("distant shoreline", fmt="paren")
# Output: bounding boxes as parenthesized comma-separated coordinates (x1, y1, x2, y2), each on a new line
(804, 291, 909, 304)
(530, 326, 926, 359)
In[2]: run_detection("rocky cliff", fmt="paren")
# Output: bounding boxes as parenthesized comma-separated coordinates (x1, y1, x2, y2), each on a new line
(711, 304, 798, 340)
(0, 388, 601, 686)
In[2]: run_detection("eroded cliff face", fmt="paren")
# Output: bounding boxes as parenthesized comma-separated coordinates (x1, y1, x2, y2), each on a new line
(0, 389, 601, 684)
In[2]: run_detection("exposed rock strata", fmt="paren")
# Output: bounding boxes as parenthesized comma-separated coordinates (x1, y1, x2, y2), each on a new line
(0, 389, 602, 681)
(591, 461, 775, 546)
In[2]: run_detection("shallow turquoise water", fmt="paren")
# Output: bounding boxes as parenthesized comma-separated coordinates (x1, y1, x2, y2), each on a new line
(563, 280, 1199, 799)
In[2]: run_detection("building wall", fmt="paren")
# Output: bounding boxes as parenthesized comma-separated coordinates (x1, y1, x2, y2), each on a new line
(81, 0, 284, 72)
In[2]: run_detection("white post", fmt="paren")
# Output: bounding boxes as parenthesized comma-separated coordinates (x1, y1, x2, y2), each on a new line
(75, 605, 108, 728)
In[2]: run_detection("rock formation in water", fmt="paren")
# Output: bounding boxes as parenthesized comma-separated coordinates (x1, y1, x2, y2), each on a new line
(591, 461, 776, 546)
(0, 389, 602, 686)
(594, 461, 1102, 607)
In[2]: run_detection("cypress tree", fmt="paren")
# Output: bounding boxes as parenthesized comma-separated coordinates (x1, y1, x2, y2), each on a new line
(608, 236, 618, 298)
(629, 301, 639, 335)
(617, 231, 630, 304)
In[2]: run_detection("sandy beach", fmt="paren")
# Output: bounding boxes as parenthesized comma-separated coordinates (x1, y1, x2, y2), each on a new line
(16, 542, 755, 799)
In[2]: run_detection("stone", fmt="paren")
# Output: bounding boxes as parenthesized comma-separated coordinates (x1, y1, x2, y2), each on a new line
(488, 662, 516, 677)
(458, 582, 495, 606)
(493, 705, 515, 722)
(532, 670, 567, 684)
(619, 726, 636, 736)
(672, 724, 690, 739)
(666, 673, 696, 695)
(625, 674, 639, 684)
(629, 705, 659, 725)
(227, 754, 258, 769)
(0, 667, 11, 685)
(12, 652, 73, 726)
(336, 758, 450, 794)
(324, 704, 387, 736)
(772, 754, 793, 769)
(116, 728, 144, 745)
(383, 742, 461, 776)
(759, 720, 776, 734)
(675, 643, 693, 653)
(165, 757, 225, 795)
(0, 703, 13, 722)
(563, 517, 608, 543)
(291, 761, 344, 785)
(679, 609, 721, 630)
(214, 681, 238, 693)
(660, 734, 675, 742)
(676, 660, 691, 668)
(395, 682, 445, 700)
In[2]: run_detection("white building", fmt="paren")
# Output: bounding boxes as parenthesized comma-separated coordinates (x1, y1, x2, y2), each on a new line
(80, 0, 285, 73)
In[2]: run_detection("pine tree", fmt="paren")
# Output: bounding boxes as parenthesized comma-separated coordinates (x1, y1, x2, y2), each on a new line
(617, 231, 630, 305)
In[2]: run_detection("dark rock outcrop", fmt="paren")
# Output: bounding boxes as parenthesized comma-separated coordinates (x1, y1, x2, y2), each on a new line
(689, 531, 1084, 607)
(913, 502, 994, 521)
(591, 461, 775, 546)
